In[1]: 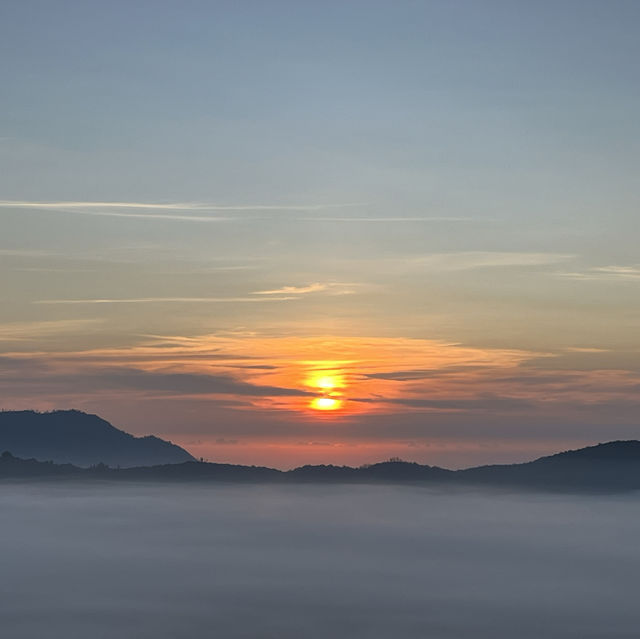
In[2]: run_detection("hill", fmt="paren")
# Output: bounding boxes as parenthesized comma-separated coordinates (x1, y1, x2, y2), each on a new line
(457, 440, 640, 491)
(0, 410, 195, 467)
(2, 439, 640, 491)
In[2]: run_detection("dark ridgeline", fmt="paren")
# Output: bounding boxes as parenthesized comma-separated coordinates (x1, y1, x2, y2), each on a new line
(2, 439, 640, 492)
(0, 450, 82, 478)
(457, 440, 640, 491)
(0, 410, 194, 467)
(289, 460, 452, 483)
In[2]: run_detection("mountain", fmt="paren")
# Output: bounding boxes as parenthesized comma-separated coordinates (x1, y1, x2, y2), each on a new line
(0, 410, 195, 467)
(457, 440, 640, 491)
(2, 439, 640, 491)
(0, 451, 82, 478)
(1, 415, 639, 491)
(116, 460, 281, 482)
(0, 451, 283, 482)
(288, 461, 453, 482)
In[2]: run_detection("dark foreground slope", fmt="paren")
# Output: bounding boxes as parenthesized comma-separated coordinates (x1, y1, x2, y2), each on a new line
(2, 440, 640, 491)
(457, 440, 640, 491)
(0, 410, 195, 467)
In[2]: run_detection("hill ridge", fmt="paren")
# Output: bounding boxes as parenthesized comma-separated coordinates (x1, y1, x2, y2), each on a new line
(0, 409, 195, 467)
(2, 439, 640, 491)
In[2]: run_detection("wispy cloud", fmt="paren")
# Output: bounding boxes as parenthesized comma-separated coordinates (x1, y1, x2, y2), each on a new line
(362, 395, 536, 411)
(410, 252, 575, 271)
(0, 200, 368, 211)
(0, 200, 366, 222)
(0, 360, 314, 399)
(0, 248, 59, 258)
(89, 368, 315, 398)
(0, 201, 497, 225)
(0, 200, 209, 210)
(0, 319, 102, 340)
(299, 216, 481, 223)
(253, 282, 358, 296)
(34, 296, 297, 305)
(558, 265, 640, 281)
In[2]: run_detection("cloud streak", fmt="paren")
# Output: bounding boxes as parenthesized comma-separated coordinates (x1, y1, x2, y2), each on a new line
(254, 283, 330, 295)
(558, 265, 640, 282)
(0, 319, 102, 340)
(0, 201, 493, 224)
(0, 200, 368, 222)
(254, 282, 358, 296)
(410, 252, 575, 271)
(34, 297, 298, 305)
(93, 368, 315, 398)
(299, 216, 481, 223)
(0, 200, 366, 211)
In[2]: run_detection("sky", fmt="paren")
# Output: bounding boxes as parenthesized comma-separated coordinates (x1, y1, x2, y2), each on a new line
(1, 0, 639, 468)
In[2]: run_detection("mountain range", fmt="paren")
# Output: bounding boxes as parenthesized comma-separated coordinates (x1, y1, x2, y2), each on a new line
(0, 409, 639, 491)
(0, 410, 194, 467)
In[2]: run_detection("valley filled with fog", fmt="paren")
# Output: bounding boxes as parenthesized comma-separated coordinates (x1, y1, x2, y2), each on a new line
(2, 482, 638, 638)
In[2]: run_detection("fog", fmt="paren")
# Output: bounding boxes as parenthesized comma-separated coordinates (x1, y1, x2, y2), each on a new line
(1, 483, 639, 638)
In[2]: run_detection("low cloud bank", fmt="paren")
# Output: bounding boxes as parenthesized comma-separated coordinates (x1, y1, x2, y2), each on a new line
(1, 484, 638, 638)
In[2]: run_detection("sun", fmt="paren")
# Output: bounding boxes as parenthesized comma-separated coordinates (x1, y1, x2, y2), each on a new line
(306, 372, 343, 391)
(310, 396, 342, 411)
(315, 375, 337, 390)
(306, 370, 345, 412)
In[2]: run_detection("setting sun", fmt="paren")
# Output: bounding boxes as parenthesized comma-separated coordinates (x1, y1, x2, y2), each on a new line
(310, 397, 342, 411)
(306, 372, 345, 391)
(315, 376, 337, 390)
(305, 369, 346, 412)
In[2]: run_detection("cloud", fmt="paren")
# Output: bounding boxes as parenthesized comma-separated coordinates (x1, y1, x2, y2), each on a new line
(0, 201, 495, 225)
(0, 248, 60, 257)
(90, 368, 318, 398)
(253, 282, 358, 296)
(365, 366, 486, 381)
(104, 369, 276, 395)
(359, 395, 536, 412)
(6, 333, 639, 440)
(295, 441, 342, 447)
(0, 200, 367, 211)
(0, 362, 314, 399)
(299, 216, 480, 223)
(410, 252, 575, 271)
(0, 355, 49, 372)
(0, 200, 366, 222)
(558, 265, 640, 281)
(232, 364, 279, 370)
(34, 297, 297, 305)
(254, 283, 329, 295)
(0, 319, 102, 340)
(8, 484, 640, 638)
(2, 200, 212, 210)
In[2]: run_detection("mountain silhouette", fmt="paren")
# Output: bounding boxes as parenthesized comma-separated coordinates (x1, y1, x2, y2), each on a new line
(0, 410, 194, 467)
(2, 438, 640, 491)
(457, 440, 640, 491)
(1, 408, 638, 490)
(288, 461, 453, 482)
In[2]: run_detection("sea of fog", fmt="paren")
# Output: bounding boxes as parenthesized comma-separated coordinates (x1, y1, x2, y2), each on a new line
(1, 482, 639, 639)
